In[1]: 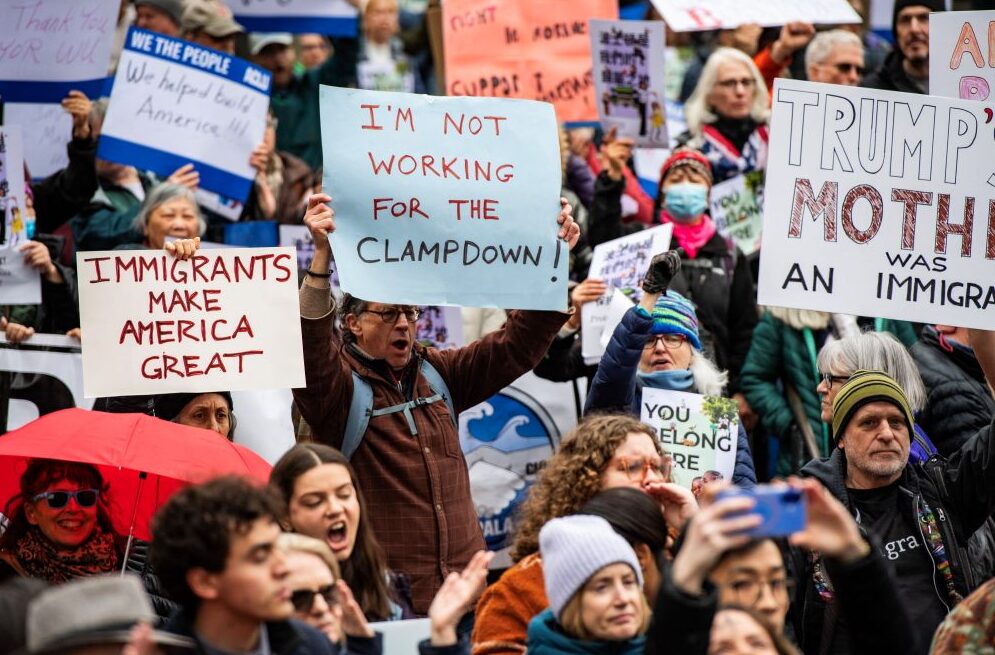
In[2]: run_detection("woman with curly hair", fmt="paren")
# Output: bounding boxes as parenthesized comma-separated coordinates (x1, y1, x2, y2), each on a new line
(470, 414, 697, 655)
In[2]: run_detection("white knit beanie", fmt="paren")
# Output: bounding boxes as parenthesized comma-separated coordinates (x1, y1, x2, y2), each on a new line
(539, 515, 643, 620)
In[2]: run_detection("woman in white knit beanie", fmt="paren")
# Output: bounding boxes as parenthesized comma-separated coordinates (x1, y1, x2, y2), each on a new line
(527, 515, 650, 654)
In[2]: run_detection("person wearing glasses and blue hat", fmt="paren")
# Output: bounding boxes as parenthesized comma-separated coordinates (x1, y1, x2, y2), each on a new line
(0, 459, 118, 584)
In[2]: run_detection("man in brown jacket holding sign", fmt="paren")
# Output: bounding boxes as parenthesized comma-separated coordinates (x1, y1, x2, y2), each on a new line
(294, 192, 580, 614)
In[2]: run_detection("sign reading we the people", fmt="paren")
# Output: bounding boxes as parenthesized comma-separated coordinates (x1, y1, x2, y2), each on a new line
(640, 388, 738, 490)
(650, 0, 860, 31)
(98, 27, 271, 202)
(0, 0, 119, 177)
(222, 0, 358, 35)
(442, 0, 616, 123)
(590, 19, 668, 147)
(930, 10, 995, 101)
(319, 86, 566, 310)
(76, 248, 305, 397)
(759, 79, 995, 330)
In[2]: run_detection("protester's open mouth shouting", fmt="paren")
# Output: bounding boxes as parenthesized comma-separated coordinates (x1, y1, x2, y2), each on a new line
(326, 520, 349, 552)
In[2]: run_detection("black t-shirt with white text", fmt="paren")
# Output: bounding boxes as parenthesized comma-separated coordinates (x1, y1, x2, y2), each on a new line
(848, 482, 948, 652)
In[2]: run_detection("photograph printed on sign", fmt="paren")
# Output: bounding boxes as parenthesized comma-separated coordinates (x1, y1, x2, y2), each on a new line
(758, 79, 995, 330)
(0, 127, 40, 305)
(590, 19, 669, 147)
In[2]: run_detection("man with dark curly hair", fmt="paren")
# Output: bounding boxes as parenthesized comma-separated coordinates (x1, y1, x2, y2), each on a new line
(150, 476, 345, 654)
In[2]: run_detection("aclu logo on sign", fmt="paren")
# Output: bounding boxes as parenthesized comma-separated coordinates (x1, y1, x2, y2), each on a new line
(460, 387, 559, 557)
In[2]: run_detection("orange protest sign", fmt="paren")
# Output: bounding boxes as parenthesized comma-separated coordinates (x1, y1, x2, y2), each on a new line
(442, 0, 618, 123)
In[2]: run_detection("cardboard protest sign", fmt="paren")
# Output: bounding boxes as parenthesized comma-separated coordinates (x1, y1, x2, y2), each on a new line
(651, 0, 860, 32)
(590, 20, 668, 147)
(710, 171, 765, 256)
(75, 247, 305, 397)
(640, 388, 738, 490)
(98, 28, 271, 202)
(759, 79, 995, 329)
(319, 86, 566, 310)
(0, 0, 118, 177)
(416, 306, 463, 350)
(223, 0, 358, 35)
(0, 127, 40, 305)
(582, 224, 673, 361)
(442, 0, 616, 123)
(930, 11, 995, 101)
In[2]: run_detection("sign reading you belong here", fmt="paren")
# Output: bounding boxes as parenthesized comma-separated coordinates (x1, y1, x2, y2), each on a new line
(758, 79, 995, 330)
(319, 86, 567, 310)
(97, 27, 271, 203)
(76, 247, 305, 398)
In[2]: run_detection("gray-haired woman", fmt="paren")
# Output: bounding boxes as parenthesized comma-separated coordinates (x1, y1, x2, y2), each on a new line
(73, 181, 205, 253)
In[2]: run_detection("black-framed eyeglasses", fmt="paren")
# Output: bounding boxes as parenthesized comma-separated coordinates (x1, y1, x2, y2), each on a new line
(363, 307, 420, 324)
(32, 489, 100, 509)
(725, 577, 795, 608)
(644, 334, 687, 350)
(291, 585, 338, 613)
(821, 372, 850, 389)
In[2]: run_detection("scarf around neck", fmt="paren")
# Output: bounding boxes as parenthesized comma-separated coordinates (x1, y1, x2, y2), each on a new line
(15, 525, 119, 583)
(638, 368, 695, 391)
(659, 210, 717, 259)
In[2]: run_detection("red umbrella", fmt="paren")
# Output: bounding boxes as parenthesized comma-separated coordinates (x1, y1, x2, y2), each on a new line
(0, 408, 273, 545)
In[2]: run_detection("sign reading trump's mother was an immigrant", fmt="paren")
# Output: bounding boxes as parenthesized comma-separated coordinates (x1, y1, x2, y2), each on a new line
(319, 87, 566, 311)
(758, 79, 995, 330)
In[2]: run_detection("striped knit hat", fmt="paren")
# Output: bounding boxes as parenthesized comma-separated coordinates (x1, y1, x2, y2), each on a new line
(659, 147, 713, 186)
(831, 370, 914, 443)
(651, 290, 702, 350)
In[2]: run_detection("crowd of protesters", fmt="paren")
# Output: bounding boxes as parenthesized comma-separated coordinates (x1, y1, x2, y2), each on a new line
(5, 0, 995, 654)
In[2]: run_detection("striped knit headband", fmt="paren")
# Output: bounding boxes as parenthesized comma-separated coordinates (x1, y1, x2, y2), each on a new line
(831, 370, 914, 443)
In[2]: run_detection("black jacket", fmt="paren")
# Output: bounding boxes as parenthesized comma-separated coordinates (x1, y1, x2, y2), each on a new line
(164, 607, 382, 655)
(911, 328, 995, 457)
(794, 423, 995, 654)
(32, 136, 99, 234)
(647, 548, 918, 655)
(861, 50, 926, 94)
(668, 234, 758, 394)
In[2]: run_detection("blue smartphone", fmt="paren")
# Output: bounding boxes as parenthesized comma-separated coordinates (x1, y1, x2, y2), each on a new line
(717, 485, 807, 538)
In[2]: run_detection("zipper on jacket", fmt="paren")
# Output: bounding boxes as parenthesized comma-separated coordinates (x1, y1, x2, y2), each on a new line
(913, 494, 951, 612)
(923, 457, 974, 590)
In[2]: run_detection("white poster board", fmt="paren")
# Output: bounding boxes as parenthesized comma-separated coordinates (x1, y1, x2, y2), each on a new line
(223, 0, 358, 35)
(929, 11, 995, 101)
(582, 224, 672, 362)
(640, 388, 738, 491)
(0, 0, 118, 177)
(651, 0, 861, 31)
(75, 247, 305, 397)
(0, 126, 40, 304)
(590, 20, 668, 147)
(759, 79, 995, 329)
(98, 28, 271, 202)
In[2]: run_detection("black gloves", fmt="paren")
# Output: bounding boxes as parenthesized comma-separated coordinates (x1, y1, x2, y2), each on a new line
(641, 250, 683, 295)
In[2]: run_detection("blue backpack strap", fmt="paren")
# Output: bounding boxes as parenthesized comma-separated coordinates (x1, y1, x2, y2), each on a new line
(342, 371, 374, 460)
(420, 359, 455, 427)
(341, 360, 455, 460)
